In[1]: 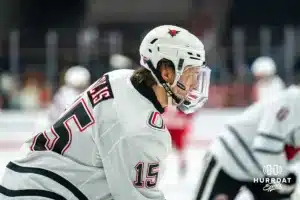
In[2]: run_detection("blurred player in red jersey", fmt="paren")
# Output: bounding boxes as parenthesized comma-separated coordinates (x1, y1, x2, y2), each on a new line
(163, 105, 193, 176)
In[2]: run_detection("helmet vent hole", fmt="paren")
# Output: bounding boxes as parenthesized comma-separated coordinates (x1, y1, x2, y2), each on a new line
(187, 52, 193, 55)
(148, 49, 152, 53)
(150, 38, 158, 44)
(196, 54, 200, 57)
(190, 57, 201, 60)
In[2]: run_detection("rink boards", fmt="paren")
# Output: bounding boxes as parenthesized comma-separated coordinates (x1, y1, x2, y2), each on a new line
(0, 108, 242, 150)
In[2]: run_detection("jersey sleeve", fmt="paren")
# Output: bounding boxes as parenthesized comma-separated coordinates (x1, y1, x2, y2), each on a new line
(99, 131, 168, 200)
(252, 103, 292, 177)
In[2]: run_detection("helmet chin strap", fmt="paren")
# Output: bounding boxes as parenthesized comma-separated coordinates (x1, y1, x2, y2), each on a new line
(167, 96, 173, 105)
(144, 59, 182, 104)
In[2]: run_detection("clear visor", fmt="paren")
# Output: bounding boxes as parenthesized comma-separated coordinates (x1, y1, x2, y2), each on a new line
(171, 66, 211, 114)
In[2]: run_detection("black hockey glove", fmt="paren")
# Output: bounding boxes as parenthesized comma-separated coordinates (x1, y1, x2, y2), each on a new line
(275, 172, 297, 195)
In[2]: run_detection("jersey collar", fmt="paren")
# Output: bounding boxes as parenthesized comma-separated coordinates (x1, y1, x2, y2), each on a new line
(130, 78, 165, 114)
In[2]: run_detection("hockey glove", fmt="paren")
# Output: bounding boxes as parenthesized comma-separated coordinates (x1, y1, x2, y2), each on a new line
(275, 172, 297, 195)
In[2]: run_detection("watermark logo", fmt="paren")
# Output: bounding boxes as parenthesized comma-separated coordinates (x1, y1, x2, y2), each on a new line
(263, 164, 282, 176)
(253, 165, 291, 192)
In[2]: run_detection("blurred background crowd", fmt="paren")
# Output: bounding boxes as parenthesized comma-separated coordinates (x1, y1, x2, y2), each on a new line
(1, 0, 300, 110)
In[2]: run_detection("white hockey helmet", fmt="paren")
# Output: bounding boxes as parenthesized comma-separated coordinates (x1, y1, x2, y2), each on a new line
(139, 25, 211, 114)
(251, 56, 276, 76)
(65, 65, 91, 88)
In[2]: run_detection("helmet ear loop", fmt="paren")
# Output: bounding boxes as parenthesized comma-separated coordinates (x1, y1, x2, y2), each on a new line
(167, 91, 173, 105)
(170, 66, 188, 104)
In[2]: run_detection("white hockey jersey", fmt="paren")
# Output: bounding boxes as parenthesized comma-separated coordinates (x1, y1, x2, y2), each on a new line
(0, 69, 171, 200)
(210, 85, 300, 181)
(48, 85, 82, 124)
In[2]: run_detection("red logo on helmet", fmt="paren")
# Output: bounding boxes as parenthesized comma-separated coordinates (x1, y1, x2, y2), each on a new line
(168, 29, 180, 37)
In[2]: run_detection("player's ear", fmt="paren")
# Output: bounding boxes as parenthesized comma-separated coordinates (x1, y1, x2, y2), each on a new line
(160, 64, 175, 85)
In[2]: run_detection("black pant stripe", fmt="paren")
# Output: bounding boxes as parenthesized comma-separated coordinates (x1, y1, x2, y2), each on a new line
(6, 162, 88, 200)
(227, 125, 263, 173)
(195, 156, 216, 200)
(0, 185, 66, 199)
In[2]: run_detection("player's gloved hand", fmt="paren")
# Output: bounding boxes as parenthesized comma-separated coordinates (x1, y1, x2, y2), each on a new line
(276, 172, 297, 195)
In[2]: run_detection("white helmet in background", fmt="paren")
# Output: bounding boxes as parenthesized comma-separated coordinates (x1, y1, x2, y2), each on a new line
(65, 66, 91, 88)
(110, 54, 132, 69)
(251, 56, 276, 77)
(0, 73, 16, 93)
(139, 25, 211, 114)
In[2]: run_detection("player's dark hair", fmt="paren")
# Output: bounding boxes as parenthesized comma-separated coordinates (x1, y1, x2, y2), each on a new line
(131, 59, 175, 87)
(131, 67, 156, 87)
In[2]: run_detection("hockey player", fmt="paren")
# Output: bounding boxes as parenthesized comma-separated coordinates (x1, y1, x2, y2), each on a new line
(48, 65, 91, 123)
(195, 83, 300, 199)
(0, 25, 211, 200)
(251, 56, 285, 102)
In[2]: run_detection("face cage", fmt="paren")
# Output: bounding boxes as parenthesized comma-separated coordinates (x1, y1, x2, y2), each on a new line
(144, 59, 211, 114)
(174, 66, 210, 114)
